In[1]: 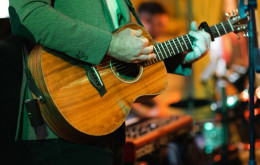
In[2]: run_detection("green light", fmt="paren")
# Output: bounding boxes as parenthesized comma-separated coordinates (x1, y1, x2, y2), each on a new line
(204, 122, 214, 131)
(205, 146, 213, 154)
(226, 95, 238, 107)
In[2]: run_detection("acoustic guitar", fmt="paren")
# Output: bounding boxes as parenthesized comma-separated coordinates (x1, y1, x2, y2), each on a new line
(28, 13, 248, 143)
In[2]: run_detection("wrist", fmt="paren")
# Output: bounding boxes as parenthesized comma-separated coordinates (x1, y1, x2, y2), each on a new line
(107, 35, 115, 56)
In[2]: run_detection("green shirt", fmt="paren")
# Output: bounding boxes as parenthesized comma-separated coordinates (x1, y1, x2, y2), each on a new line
(9, 0, 191, 141)
(10, 0, 130, 141)
(107, 0, 121, 29)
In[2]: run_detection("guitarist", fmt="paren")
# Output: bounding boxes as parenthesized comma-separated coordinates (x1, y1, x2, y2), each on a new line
(8, 0, 210, 164)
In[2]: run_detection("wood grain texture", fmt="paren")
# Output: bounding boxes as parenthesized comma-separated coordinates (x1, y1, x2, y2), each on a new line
(28, 23, 168, 143)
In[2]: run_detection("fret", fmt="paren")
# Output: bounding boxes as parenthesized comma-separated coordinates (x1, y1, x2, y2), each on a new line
(153, 46, 162, 61)
(176, 38, 184, 51)
(227, 19, 234, 31)
(147, 57, 152, 65)
(158, 44, 167, 59)
(149, 53, 157, 64)
(216, 24, 224, 35)
(154, 57, 159, 63)
(209, 21, 233, 40)
(224, 21, 233, 32)
(145, 59, 154, 66)
(167, 40, 176, 55)
(186, 34, 192, 46)
(163, 42, 170, 58)
(214, 25, 221, 36)
(181, 36, 189, 50)
(148, 59, 153, 65)
(172, 39, 180, 53)
(143, 61, 148, 67)
(152, 55, 159, 63)
(221, 22, 227, 34)
(218, 24, 227, 35)
(141, 17, 239, 68)
(209, 26, 217, 38)
(146, 60, 153, 65)
(145, 60, 150, 66)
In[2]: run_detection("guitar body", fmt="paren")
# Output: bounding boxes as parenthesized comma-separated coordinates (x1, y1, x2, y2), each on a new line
(28, 23, 168, 143)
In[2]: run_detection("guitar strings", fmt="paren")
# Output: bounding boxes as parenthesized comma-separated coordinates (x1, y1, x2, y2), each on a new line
(93, 20, 232, 73)
(91, 21, 232, 72)
(92, 36, 194, 73)
(94, 39, 190, 71)
(94, 20, 231, 71)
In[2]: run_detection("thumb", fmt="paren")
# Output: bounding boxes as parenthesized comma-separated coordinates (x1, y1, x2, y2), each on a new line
(131, 29, 143, 37)
(190, 21, 198, 31)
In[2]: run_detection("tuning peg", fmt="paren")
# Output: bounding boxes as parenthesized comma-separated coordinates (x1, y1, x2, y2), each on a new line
(225, 12, 231, 19)
(235, 9, 240, 17)
(232, 10, 237, 16)
(243, 32, 249, 37)
(236, 27, 241, 31)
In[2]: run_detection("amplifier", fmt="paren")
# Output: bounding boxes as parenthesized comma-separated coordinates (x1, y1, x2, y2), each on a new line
(123, 115, 193, 163)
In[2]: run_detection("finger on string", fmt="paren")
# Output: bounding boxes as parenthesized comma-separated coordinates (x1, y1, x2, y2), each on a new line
(141, 45, 154, 55)
(148, 53, 157, 60)
(190, 21, 198, 31)
(137, 54, 156, 61)
(194, 41, 206, 54)
(189, 31, 204, 41)
(133, 60, 141, 63)
(184, 52, 195, 64)
(189, 31, 206, 46)
(191, 45, 202, 56)
(131, 29, 143, 37)
(198, 31, 211, 48)
(139, 36, 149, 47)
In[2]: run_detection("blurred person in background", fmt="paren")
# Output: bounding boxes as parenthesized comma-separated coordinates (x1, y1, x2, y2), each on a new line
(130, 2, 203, 165)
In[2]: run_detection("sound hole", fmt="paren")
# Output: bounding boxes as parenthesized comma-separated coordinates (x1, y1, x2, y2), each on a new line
(111, 60, 141, 81)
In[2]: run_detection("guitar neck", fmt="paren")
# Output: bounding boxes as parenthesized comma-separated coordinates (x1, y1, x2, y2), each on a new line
(143, 20, 234, 67)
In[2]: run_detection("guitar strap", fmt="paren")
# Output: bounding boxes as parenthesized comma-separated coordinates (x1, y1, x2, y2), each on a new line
(22, 42, 48, 140)
(22, 44, 46, 103)
(125, 0, 144, 27)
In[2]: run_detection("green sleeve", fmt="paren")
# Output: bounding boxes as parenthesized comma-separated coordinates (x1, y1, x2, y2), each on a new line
(9, 0, 111, 65)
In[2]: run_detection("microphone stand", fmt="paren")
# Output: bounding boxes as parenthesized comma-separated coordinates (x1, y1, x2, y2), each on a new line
(239, 0, 258, 165)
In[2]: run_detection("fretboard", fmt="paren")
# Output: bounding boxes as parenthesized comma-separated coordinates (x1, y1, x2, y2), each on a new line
(143, 19, 234, 67)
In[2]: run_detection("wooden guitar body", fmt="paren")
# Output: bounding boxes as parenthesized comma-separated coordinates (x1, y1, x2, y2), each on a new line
(28, 23, 168, 143)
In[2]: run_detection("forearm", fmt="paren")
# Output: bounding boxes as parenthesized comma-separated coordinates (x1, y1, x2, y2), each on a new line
(9, 0, 111, 65)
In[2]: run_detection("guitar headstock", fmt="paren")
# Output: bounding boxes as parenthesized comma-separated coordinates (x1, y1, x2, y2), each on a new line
(225, 9, 249, 38)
